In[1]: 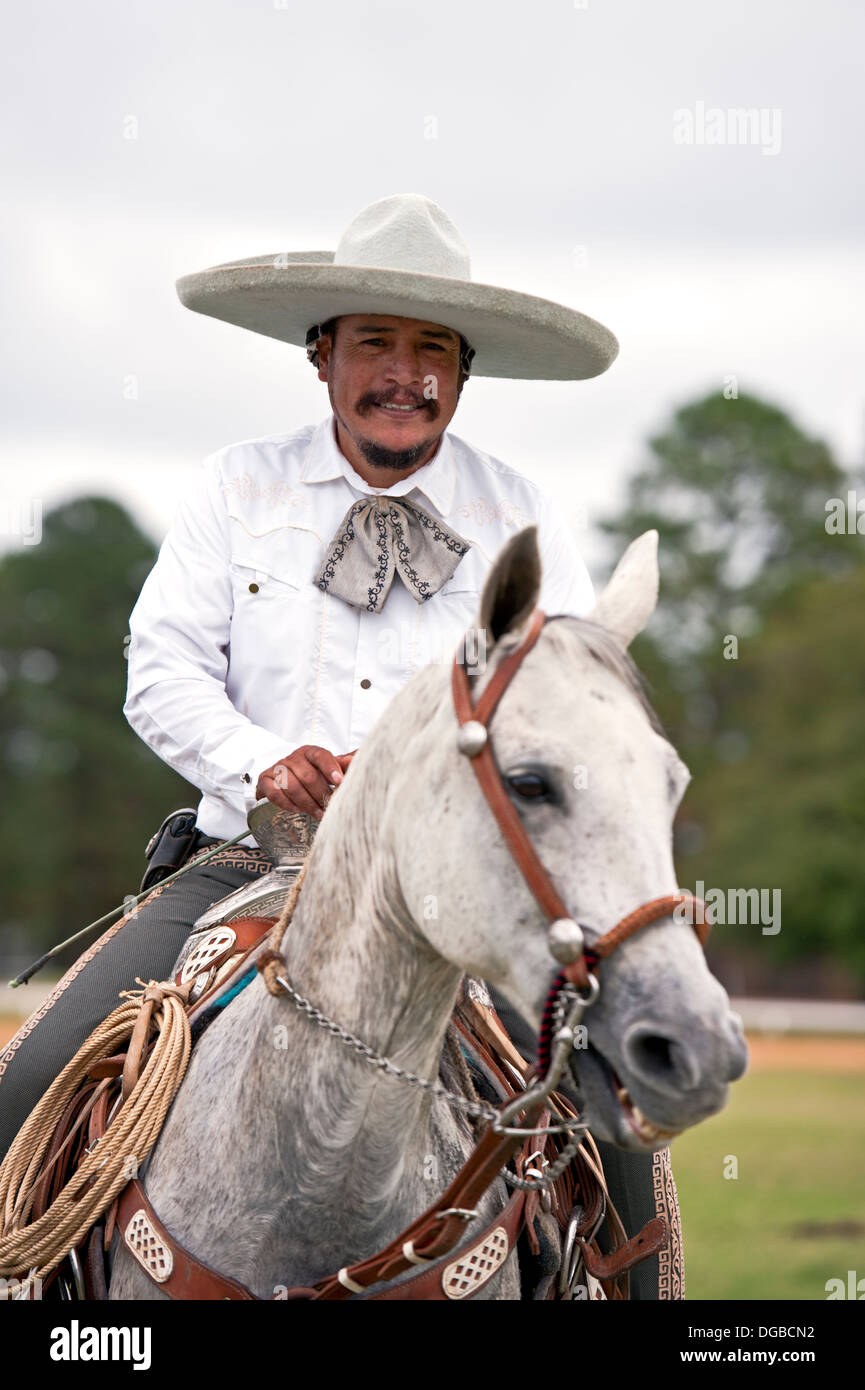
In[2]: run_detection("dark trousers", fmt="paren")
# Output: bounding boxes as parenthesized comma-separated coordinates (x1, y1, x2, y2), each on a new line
(0, 836, 682, 1298)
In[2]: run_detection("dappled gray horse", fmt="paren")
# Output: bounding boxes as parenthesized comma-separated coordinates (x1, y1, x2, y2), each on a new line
(109, 526, 747, 1299)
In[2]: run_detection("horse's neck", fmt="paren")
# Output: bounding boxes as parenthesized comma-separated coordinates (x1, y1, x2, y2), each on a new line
(284, 824, 455, 1071)
(273, 825, 466, 1198)
(142, 798, 467, 1289)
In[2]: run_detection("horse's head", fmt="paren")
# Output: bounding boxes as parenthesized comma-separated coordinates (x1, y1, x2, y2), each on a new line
(387, 525, 747, 1151)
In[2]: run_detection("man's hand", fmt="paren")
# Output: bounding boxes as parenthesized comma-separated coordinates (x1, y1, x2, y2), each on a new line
(255, 745, 357, 819)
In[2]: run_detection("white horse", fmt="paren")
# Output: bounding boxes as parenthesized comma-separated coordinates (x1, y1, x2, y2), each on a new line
(109, 526, 747, 1300)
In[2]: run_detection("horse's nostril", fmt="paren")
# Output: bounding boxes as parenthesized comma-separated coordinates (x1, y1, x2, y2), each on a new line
(632, 1033, 674, 1075)
(622, 1024, 701, 1093)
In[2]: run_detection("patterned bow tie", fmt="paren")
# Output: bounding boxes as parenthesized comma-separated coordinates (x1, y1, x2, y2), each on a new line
(313, 496, 471, 613)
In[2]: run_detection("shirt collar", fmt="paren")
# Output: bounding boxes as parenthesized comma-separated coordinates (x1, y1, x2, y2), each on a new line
(300, 415, 456, 517)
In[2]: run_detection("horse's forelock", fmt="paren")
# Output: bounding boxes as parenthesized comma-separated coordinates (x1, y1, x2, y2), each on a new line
(543, 616, 666, 736)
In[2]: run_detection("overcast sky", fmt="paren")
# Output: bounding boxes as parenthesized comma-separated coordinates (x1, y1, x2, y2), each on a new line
(2, 0, 863, 578)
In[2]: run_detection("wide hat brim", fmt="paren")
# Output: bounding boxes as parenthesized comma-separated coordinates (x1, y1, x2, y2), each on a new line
(175, 252, 619, 381)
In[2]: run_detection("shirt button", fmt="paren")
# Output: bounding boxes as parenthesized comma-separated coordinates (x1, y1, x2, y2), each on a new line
(360, 678, 372, 689)
(249, 583, 259, 593)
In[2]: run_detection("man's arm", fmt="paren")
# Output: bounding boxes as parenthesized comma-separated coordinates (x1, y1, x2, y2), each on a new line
(123, 459, 298, 821)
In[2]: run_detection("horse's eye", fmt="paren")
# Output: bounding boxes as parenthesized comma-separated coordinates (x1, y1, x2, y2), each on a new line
(507, 772, 551, 801)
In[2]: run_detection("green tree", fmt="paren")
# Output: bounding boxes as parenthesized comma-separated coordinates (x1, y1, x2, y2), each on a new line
(676, 561, 865, 986)
(603, 391, 857, 661)
(0, 498, 197, 973)
(602, 391, 865, 988)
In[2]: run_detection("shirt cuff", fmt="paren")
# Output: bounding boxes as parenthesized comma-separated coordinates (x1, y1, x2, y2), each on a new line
(206, 727, 295, 812)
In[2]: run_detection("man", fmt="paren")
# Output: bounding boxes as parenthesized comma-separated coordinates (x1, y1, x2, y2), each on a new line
(0, 194, 682, 1298)
(125, 192, 605, 842)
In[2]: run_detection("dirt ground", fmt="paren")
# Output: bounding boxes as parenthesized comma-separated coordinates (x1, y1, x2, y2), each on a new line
(742, 1034, 865, 1071)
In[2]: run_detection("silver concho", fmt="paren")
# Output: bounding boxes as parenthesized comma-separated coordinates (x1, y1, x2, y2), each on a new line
(457, 720, 488, 757)
(179, 927, 237, 986)
(547, 918, 585, 965)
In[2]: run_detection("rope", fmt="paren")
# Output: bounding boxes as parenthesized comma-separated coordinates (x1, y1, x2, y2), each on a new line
(0, 981, 192, 1289)
(258, 861, 309, 997)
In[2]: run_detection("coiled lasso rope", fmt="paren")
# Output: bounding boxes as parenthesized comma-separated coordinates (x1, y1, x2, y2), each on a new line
(0, 980, 191, 1294)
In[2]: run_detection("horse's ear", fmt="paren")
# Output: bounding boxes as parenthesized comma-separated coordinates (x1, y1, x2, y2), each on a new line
(589, 530, 659, 649)
(478, 526, 542, 645)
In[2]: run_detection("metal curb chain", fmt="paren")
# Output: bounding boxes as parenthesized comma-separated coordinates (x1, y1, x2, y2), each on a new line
(275, 974, 500, 1123)
(275, 972, 589, 1190)
(501, 1127, 587, 1191)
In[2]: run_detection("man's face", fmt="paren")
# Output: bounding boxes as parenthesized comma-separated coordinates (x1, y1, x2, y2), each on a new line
(316, 313, 465, 473)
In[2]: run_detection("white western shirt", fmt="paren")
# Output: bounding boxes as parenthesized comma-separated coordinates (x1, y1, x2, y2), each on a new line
(124, 414, 595, 844)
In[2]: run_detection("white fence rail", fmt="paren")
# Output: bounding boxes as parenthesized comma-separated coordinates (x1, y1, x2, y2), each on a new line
(730, 997, 865, 1035)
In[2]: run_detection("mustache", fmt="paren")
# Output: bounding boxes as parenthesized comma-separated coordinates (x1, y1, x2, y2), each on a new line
(357, 391, 438, 413)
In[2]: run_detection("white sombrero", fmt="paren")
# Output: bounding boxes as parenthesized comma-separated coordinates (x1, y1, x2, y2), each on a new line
(176, 193, 618, 381)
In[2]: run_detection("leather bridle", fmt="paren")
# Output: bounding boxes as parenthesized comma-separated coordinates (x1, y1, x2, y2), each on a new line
(451, 607, 711, 996)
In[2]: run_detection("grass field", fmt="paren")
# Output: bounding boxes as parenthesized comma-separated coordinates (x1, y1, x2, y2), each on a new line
(672, 1049, 865, 1301)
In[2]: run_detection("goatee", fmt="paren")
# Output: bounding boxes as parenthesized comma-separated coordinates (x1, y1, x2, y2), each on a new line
(355, 432, 440, 471)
